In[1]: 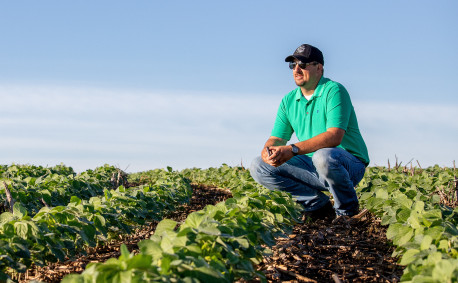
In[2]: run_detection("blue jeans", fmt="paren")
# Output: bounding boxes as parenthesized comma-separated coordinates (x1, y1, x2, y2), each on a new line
(250, 148, 366, 216)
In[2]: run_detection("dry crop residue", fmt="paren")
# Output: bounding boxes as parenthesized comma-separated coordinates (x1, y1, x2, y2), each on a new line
(257, 214, 403, 283)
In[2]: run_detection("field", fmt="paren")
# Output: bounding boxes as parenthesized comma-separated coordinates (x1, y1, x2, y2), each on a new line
(0, 163, 457, 282)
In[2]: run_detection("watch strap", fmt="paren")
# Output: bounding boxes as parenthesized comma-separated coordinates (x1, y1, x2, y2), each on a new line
(291, 144, 299, 155)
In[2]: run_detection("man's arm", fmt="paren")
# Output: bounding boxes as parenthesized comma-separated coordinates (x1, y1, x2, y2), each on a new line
(267, 127, 345, 167)
(294, 127, 345, 155)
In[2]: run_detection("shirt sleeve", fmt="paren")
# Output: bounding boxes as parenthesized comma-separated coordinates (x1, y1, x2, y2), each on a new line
(271, 98, 294, 140)
(325, 83, 352, 131)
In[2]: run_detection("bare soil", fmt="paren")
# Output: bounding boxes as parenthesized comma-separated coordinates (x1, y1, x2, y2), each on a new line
(21, 186, 403, 282)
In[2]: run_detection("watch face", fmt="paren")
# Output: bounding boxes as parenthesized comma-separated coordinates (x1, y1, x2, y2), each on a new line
(292, 144, 299, 154)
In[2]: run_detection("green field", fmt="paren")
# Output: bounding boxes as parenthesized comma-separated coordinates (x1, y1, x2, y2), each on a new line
(1, 164, 457, 282)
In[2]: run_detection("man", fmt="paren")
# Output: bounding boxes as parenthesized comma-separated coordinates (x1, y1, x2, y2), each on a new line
(250, 44, 369, 220)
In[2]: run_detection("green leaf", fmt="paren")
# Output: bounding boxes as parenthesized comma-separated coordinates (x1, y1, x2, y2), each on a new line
(396, 208, 411, 223)
(61, 274, 84, 283)
(438, 239, 449, 251)
(50, 244, 66, 261)
(82, 225, 96, 245)
(408, 212, 422, 229)
(259, 230, 275, 246)
(93, 214, 107, 234)
(216, 236, 233, 253)
(198, 225, 221, 236)
(381, 214, 396, 226)
(184, 212, 206, 228)
(432, 259, 456, 282)
(11, 243, 31, 259)
(234, 237, 250, 249)
(40, 190, 52, 206)
(70, 196, 81, 205)
(185, 244, 202, 255)
(399, 249, 420, 265)
(138, 240, 163, 261)
(398, 227, 413, 246)
(185, 266, 227, 283)
(421, 209, 442, 227)
(386, 224, 413, 246)
(386, 223, 406, 240)
(127, 254, 153, 270)
(1, 223, 15, 237)
(160, 254, 172, 274)
(27, 221, 40, 237)
(155, 219, 178, 236)
(120, 244, 131, 260)
(425, 252, 443, 265)
(420, 235, 433, 250)
(104, 189, 112, 200)
(405, 189, 418, 199)
(14, 222, 28, 239)
(0, 212, 15, 225)
(431, 194, 441, 204)
(360, 192, 373, 201)
(117, 270, 133, 283)
(375, 188, 388, 199)
(424, 226, 445, 241)
(13, 203, 27, 218)
(396, 195, 413, 210)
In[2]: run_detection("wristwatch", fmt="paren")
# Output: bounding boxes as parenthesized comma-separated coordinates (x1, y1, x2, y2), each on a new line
(290, 144, 300, 156)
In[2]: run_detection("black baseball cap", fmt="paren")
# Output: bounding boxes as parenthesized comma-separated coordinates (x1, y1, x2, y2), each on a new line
(285, 44, 324, 65)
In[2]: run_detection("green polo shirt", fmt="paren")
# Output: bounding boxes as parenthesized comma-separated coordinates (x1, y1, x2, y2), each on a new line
(271, 76, 370, 165)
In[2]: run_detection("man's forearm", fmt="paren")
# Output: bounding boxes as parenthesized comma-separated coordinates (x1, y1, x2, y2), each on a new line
(264, 136, 287, 148)
(294, 128, 345, 155)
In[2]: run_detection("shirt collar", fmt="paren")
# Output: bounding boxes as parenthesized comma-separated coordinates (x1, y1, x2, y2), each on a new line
(314, 76, 329, 98)
(295, 76, 329, 101)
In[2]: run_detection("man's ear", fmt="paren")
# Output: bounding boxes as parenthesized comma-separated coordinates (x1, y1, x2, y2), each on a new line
(318, 64, 324, 73)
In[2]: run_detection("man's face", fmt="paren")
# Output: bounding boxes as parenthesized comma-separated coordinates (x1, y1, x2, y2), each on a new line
(291, 60, 321, 88)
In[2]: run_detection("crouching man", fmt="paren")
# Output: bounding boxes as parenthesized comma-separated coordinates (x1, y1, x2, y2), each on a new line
(250, 44, 370, 220)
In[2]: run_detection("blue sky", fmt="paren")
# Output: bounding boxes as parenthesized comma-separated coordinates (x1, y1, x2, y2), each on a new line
(1, 1, 457, 172)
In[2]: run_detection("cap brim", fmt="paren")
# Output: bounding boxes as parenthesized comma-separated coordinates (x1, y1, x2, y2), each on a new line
(284, 55, 313, 63)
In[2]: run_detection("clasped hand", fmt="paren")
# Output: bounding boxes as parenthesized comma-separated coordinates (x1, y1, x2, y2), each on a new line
(262, 145, 293, 167)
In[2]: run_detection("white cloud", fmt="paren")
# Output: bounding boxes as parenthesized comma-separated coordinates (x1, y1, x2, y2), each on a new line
(1, 84, 456, 172)
(355, 101, 458, 167)
(0, 84, 278, 172)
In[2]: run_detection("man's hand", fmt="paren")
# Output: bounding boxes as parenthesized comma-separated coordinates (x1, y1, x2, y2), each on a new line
(260, 128, 345, 167)
(264, 145, 294, 167)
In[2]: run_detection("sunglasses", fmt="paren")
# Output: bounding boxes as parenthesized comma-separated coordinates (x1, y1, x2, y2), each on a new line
(289, 61, 318, 70)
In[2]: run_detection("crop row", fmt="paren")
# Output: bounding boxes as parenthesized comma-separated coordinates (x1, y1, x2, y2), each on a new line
(0, 165, 192, 281)
(62, 165, 302, 282)
(4, 163, 457, 282)
(1, 164, 122, 215)
(357, 165, 458, 282)
(71, 165, 458, 283)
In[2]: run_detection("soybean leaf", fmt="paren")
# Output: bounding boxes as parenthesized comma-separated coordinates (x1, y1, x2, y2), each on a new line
(13, 203, 27, 218)
(400, 249, 420, 265)
(155, 219, 178, 237)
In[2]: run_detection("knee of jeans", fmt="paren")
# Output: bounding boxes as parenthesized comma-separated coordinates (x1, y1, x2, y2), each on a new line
(249, 156, 264, 179)
(312, 148, 337, 175)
